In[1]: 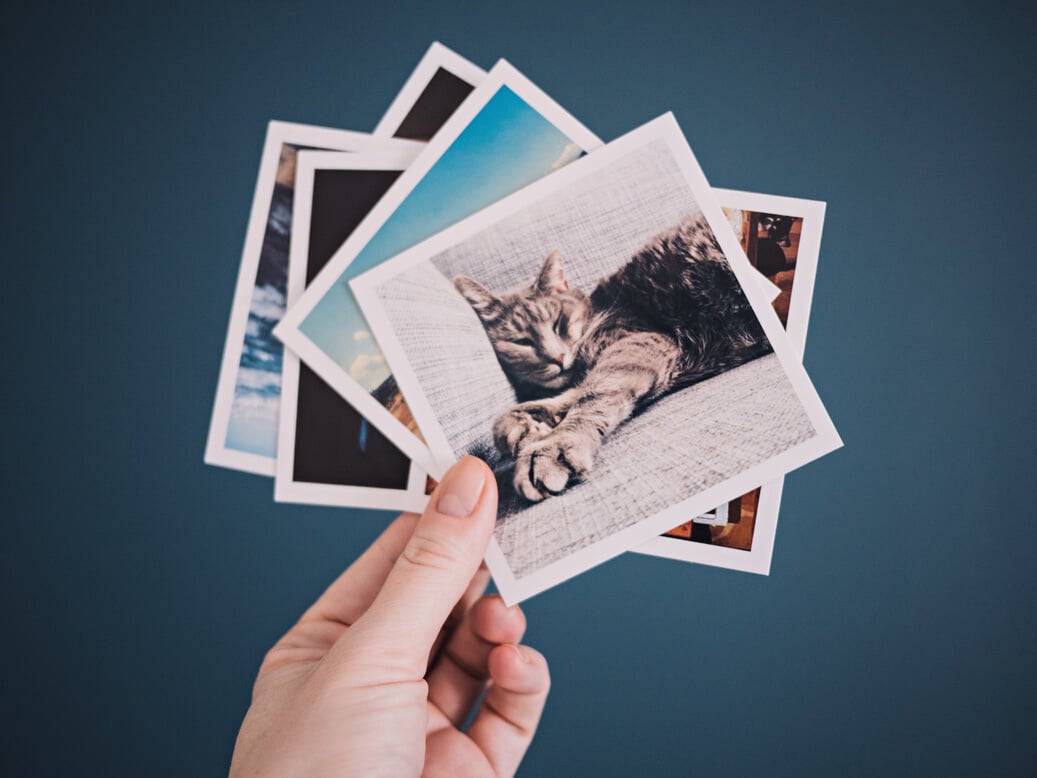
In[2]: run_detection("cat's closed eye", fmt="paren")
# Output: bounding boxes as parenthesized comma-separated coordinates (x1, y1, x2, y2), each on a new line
(511, 337, 535, 348)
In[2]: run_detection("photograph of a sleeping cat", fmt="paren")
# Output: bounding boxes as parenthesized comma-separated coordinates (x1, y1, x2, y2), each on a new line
(356, 128, 833, 589)
(455, 213, 773, 502)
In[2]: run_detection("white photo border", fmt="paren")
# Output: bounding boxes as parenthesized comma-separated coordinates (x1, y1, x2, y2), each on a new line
(276, 149, 430, 511)
(275, 60, 604, 478)
(204, 122, 421, 476)
(635, 189, 827, 574)
(351, 114, 842, 604)
(373, 42, 486, 139)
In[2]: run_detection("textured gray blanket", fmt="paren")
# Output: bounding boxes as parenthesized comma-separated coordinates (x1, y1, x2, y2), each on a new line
(373, 139, 815, 578)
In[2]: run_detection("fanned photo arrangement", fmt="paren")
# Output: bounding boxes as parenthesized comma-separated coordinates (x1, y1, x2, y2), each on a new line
(351, 115, 840, 602)
(205, 42, 841, 602)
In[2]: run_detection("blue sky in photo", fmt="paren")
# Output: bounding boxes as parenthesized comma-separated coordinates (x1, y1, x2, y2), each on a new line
(299, 85, 586, 393)
(225, 147, 297, 457)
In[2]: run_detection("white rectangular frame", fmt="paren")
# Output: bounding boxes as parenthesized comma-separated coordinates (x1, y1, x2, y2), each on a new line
(350, 114, 842, 603)
(276, 149, 430, 511)
(204, 121, 420, 476)
(275, 60, 604, 476)
(636, 188, 827, 574)
(374, 42, 486, 138)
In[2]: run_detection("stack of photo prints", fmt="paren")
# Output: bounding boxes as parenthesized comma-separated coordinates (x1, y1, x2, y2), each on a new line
(206, 43, 842, 604)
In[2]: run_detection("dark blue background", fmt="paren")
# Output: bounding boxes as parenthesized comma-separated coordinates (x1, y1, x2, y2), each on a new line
(3, 1, 1034, 775)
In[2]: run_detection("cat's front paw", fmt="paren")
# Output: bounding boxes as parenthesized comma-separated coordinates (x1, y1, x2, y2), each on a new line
(512, 431, 597, 502)
(493, 404, 561, 458)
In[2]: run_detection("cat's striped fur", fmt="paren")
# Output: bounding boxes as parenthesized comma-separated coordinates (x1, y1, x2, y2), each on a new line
(454, 213, 772, 501)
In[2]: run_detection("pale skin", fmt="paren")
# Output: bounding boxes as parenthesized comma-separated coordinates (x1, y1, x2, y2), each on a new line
(229, 457, 550, 777)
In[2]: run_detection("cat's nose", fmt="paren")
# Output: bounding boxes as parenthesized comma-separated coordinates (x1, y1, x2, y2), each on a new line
(556, 352, 573, 370)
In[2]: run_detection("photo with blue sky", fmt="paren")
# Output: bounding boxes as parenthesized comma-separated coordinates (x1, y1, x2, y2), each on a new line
(299, 86, 586, 400)
(225, 144, 302, 457)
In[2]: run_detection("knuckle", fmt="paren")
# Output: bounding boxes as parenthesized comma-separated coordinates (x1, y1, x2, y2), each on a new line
(399, 532, 467, 573)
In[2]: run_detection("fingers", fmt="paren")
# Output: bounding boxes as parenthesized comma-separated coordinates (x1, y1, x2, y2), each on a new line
(340, 456, 498, 680)
(466, 644, 550, 777)
(427, 595, 526, 727)
(429, 565, 491, 663)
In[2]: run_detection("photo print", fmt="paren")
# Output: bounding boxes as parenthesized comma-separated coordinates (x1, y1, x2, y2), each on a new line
(636, 189, 826, 574)
(204, 122, 421, 476)
(274, 60, 603, 474)
(276, 149, 433, 511)
(373, 42, 485, 141)
(271, 45, 486, 510)
(206, 45, 481, 481)
(351, 115, 842, 603)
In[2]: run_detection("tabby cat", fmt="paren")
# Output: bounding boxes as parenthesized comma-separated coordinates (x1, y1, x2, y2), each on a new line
(455, 213, 773, 502)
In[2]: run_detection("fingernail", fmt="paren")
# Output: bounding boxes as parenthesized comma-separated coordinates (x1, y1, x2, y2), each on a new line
(436, 457, 487, 517)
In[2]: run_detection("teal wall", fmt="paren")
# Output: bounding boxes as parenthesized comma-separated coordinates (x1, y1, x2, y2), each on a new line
(3, 2, 1034, 775)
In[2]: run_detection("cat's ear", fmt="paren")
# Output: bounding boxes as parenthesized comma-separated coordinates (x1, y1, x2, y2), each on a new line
(536, 250, 568, 294)
(454, 276, 501, 321)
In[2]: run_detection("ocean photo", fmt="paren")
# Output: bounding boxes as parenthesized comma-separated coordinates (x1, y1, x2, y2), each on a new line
(225, 144, 300, 457)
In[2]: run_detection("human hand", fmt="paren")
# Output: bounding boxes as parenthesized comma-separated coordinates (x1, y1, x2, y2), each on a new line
(229, 456, 550, 777)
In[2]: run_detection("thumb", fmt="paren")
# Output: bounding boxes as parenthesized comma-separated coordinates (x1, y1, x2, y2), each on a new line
(345, 456, 497, 678)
